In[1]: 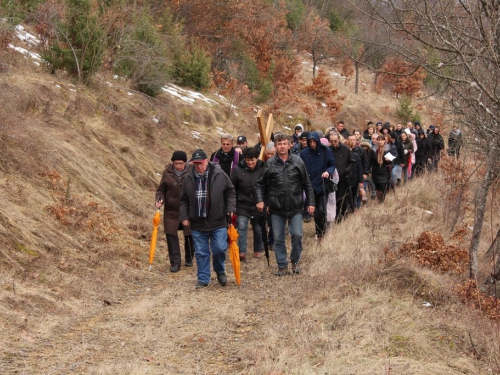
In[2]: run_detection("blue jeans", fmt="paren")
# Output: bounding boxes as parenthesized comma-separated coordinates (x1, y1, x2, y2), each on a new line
(391, 164, 402, 185)
(191, 228, 227, 284)
(270, 213, 303, 269)
(237, 215, 264, 255)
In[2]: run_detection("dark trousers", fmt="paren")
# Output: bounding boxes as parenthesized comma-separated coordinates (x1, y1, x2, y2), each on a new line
(335, 180, 351, 222)
(314, 191, 328, 238)
(166, 233, 194, 267)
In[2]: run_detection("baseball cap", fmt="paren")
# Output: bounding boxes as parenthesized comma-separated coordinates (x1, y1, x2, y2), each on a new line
(190, 149, 208, 163)
(237, 135, 247, 144)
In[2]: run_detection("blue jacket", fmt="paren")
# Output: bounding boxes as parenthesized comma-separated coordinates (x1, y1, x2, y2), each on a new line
(300, 132, 336, 194)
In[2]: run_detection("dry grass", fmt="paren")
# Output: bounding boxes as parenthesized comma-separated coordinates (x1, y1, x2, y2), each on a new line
(1, 48, 500, 375)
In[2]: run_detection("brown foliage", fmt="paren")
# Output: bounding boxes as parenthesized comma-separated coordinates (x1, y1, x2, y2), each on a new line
(455, 280, 500, 320)
(397, 231, 468, 274)
(341, 58, 354, 86)
(301, 70, 343, 122)
(42, 170, 119, 244)
(377, 58, 426, 97)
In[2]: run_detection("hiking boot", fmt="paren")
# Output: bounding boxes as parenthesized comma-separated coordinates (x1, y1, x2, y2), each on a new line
(253, 252, 262, 259)
(170, 265, 180, 273)
(303, 214, 312, 223)
(292, 262, 300, 274)
(274, 268, 290, 277)
(239, 252, 246, 262)
(217, 273, 227, 286)
(184, 260, 193, 267)
(195, 282, 208, 289)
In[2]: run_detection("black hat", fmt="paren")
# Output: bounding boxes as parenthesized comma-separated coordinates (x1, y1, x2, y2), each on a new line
(300, 131, 310, 140)
(171, 150, 187, 162)
(376, 122, 383, 126)
(389, 132, 397, 139)
(190, 149, 208, 163)
(237, 135, 247, 144)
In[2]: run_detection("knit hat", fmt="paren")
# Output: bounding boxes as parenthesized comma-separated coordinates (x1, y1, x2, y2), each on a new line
(300, 131, 310, 140)
(429, 125, 435, 130)
(389, 132, 397, 139)
(171, 150, 187, 162)
(237, 135, 247, 144)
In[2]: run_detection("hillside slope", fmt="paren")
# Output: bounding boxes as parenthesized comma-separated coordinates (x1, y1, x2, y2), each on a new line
(1, 35, 498, 375)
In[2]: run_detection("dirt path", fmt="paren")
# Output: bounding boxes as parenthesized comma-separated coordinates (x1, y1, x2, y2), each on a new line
(2, 233, 318, 374)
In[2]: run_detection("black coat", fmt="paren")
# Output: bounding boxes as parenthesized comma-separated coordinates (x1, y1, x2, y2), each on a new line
(230, 159, 265, 218)
(371, 153, 391, 185)
(255, 153, 315, 216)
(180, 163, 236, 231)
(329, 143, 356, 182)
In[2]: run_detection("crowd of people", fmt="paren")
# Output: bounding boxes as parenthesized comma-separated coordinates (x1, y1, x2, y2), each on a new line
(155, 120, 462, 288)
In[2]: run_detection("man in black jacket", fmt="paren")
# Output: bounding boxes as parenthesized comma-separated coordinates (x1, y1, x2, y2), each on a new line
(255, 133, 315, 276)
(210, 133, 240, 177)
(230, 147, 265, 261)
(180, 149, 236, 289)
(328, 132, 356, 222)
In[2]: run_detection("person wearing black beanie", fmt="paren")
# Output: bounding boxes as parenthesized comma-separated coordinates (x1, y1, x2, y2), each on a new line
(156, 151, 193, 273)
(171, 150, 187, 162)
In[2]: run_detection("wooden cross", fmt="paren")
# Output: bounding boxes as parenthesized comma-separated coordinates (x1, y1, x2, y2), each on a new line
(256, 109, 274, 160)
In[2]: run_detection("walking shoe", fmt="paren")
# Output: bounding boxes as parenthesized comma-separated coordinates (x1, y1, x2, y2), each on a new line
(253, 252, 262, 259)
(170, 265, 180, 273)
(217, 273, 227, 286)
(185, 260, 193, 267)
(274, 268, 290, 277)
(303, 214, 312, 223)
(195, 282, 208, 289)
(239, 252, 246, 262)
(292, 262, 301, 274)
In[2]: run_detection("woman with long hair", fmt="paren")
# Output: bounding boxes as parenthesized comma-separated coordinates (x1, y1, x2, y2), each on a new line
(371, 136, 392, 202)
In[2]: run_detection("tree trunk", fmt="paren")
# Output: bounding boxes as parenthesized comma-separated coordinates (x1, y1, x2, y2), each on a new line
(354, 62, 359, 94)
(469, 142, 500, 279)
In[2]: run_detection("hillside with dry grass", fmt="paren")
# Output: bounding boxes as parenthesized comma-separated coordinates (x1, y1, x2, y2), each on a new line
(1, 33, 499, 374)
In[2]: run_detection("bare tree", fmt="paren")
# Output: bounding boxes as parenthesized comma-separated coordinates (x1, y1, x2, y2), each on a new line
(347, 0, 500, 280)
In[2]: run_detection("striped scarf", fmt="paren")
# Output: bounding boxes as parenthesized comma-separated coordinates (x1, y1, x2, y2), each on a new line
(194, 170, 209, 217)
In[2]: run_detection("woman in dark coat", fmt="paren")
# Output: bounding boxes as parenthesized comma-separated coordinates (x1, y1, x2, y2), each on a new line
(155, 151, 194, 272)
(371, 136, 392, 203)
(415, 130, 429, 176)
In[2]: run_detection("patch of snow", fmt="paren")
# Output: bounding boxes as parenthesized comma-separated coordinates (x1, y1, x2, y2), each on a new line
(152, 117, 159, 123)
(69, 88, 76, 92)
(189, 130, 206, 142)
(183, 122, 189, 125)
(127, 92, 133, 96)
(55, 84, 61, 88)
(425, 210, 434, 214)
(422, 301, 432, 307)
(321, 103, 327, 107)
(14, 25, 40, 46)
(282, 126, 291, 131)
(8, 44, 41, 60)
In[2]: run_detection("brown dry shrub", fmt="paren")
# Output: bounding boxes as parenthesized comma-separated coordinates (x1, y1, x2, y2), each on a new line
(455, 280, 500, 320)
(398, 231, 468, 274)
(42, 170, 120, 243)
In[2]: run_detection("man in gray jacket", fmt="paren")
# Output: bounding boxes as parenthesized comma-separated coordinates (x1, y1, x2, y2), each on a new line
(255, 133, 315, 276)
(180, 149, 236, 289)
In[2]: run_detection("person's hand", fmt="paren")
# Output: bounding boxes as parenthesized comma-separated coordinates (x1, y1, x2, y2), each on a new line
(156, 199, 163, 208)
(321, 171, 329, 178)
(256, 202, 265, 212)
(182, 220, 190, 226)
(307, 206, 315, 215)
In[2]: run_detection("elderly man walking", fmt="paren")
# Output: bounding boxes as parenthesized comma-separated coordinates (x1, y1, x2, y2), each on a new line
(180, 149, 236, 289)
